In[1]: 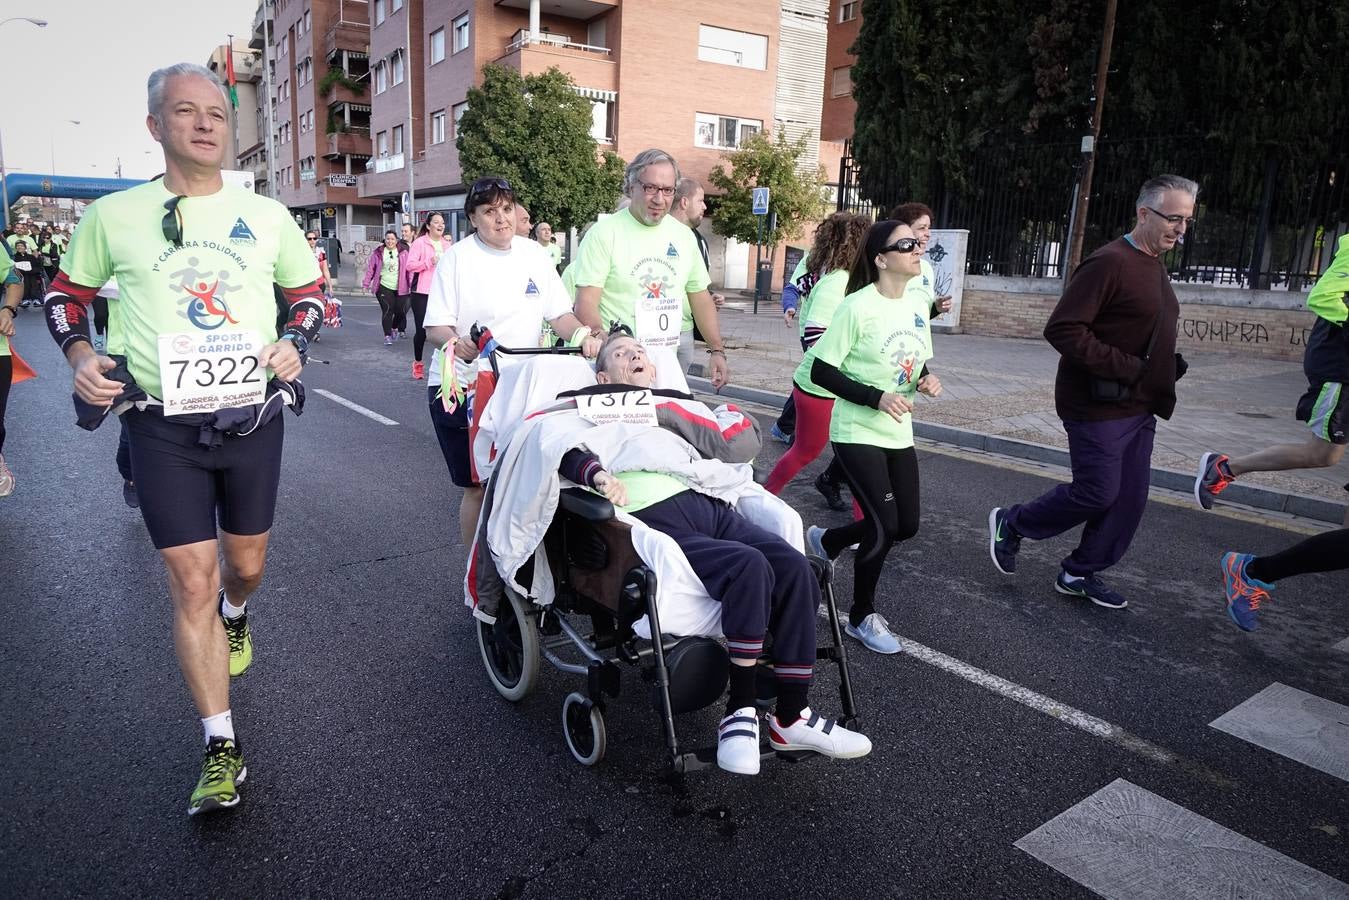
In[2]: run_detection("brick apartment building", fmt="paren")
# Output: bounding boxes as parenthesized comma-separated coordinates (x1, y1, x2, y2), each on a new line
(241, 0, 857, 285)
(254, 0, 385, 242)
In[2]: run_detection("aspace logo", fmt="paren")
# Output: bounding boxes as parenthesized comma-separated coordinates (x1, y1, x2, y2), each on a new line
(228, 217, 257, 245)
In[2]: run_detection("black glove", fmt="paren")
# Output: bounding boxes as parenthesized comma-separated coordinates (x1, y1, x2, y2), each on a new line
(1174, 352, 1189, 381)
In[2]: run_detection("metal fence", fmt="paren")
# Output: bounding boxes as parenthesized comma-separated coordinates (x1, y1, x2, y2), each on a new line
(838, 137, 1349, 289)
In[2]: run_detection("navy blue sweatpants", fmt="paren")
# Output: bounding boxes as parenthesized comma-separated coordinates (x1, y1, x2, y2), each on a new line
(632, 491, 817, 686)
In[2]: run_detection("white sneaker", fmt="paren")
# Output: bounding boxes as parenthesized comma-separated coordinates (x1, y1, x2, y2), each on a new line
(717, 707, 761, 775)
(768, 707, 872, 759)
(806, 525, 831, 571)
(0, 455, 13, 497)
(844, 612, 902, 654)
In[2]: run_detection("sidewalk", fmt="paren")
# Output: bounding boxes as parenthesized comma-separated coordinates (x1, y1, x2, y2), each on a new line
(698, 296, 1349, 524)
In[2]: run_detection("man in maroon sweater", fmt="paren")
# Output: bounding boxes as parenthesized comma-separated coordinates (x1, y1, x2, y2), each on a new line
(986, 174, 1196, 609)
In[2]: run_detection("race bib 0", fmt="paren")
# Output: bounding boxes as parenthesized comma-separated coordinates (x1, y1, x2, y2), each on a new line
(634, 293, 680, 349)
(158, 330, 267, 416)
(576, 390, 658, 427)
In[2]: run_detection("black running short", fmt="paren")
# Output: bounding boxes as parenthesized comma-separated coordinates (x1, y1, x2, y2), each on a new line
(123, 409, 285, 549)
(427, 385, 473, 487)
(1295, 381, 1347, 445)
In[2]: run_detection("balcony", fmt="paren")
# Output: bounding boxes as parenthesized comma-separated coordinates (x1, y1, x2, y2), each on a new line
(326, 128, 372, 160)
(250, 3, 268, 49)
(325, 19, 369, 64)
(505, 28, 610, 57)
(367, 153, 404, 174)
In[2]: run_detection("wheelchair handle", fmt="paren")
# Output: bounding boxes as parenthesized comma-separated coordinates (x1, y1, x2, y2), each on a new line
(483, 341, 585, 377)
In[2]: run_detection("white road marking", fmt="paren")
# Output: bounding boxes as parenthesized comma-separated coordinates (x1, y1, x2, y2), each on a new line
(1016, 778, 1349, 899)
(1210, 682, 1349, 784)
(314, 389, 399, 425)
(898, 635, 1229, 784)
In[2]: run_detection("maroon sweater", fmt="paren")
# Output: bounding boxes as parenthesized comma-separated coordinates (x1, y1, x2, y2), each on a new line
(1044, 237, 1180, 421)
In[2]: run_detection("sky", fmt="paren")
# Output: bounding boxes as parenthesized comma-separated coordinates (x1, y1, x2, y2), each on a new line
(2, 0, 257, 181)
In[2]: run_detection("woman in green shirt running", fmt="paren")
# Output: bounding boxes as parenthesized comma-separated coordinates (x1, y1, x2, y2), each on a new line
(804, 220, 943, 655)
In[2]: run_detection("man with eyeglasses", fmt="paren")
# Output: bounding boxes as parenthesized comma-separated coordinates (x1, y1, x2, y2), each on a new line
(988, 174, 1195, 610)
(43, 63, 325, 817)
(571, 148, 729, 390)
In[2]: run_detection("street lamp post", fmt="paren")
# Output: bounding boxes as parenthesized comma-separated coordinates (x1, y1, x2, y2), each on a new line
(50, 119, 80, 176)
(0, 17, 49, 229)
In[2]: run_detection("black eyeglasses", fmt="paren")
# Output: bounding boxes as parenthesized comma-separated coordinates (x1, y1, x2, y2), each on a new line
(1145, 207, 1196, 228)
(880, 237, 921, 254)
(162, 195, 185, 248)
(306, 235, 318, 241)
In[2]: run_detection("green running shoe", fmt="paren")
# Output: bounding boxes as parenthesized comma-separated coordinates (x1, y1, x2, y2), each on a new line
(187, 736, 246, 816)
(221, 590, 253, 677)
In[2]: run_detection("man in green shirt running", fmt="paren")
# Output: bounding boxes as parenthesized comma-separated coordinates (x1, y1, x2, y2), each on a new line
(571, 148, 729, 389)
(43, 63, 326, 818)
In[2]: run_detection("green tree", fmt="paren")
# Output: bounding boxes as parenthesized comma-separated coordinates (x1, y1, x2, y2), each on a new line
(707, 130, 828, 247)
(456, 65, 624, 232)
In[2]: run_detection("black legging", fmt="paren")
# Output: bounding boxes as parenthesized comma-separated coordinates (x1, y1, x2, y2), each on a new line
(0, 355, 12, 455)
(1246, 528, 1349, 584)
(93, 297, 109, 336)
(819, 442, 920, 626)
(376, 286, 398, 336)
(410, 292, 429, 362)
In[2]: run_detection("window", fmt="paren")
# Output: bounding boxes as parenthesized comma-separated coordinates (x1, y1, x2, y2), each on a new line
(374, 62, 387, 94)
(302, 8, 310, 33)
(694, 113, 761, 149)
(377, 130, 389, 157)
(452, 14, 469, 53)
(391, 51, 404, 86)
(830, 65, 852, 97)
(430, 27, 445, 64)
(590, 99, 615, 144)
(697, 25, 768, 69)
(431, 109, 447, 144)
(391, 0, 402, 10)
(452, 102, 467, 136)
(586, 18, 607, 49)
(839, 1, 858, 22)
(375, 0, 385, 26)
(297, 58, 312, 86)
(392, 124, 404, 155)
(306, 110, 315, 132)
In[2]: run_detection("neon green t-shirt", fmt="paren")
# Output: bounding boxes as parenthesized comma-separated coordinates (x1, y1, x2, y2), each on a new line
(792, 269, 850, 397)
(812, 280, 934, 450)
(61, 180, 319, 400)
(380, 246, 399, 290)
(571, 211, 710, 347)
(612, 470, 687, 513)
(545, 242, 562, 268)
(1307, 234, 1349, 325)
(0, 243, 18, 357)
(560, 263, 577, 302)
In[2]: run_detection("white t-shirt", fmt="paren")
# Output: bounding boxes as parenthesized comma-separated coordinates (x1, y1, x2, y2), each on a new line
(424, 233, 572, 387)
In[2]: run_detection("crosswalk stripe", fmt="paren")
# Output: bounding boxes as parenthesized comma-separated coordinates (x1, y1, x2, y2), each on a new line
(1015, 778, 1349, 899)
(1210, 682, 1349, 784)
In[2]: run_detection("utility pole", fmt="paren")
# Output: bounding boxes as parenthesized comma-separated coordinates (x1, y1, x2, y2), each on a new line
(260, 0, 278, 199)
(404, 0, 416, 229)
(1064, 0, 1118, 281)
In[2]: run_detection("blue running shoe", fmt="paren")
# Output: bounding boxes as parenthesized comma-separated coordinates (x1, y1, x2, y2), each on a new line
(844, 613, 902, 654)
(805, 525, 832, 571)
(1222, 552, 1273, 632)
(988, 507, 1020, 575)
(769, 423, 794, 445)
(1054, 570, 1128, 609)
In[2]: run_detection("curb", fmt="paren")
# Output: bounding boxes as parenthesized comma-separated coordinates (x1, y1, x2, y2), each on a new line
(687, 375, 1346, 526)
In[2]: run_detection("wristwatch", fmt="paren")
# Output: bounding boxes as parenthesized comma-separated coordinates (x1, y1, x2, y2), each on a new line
(280, 331, 309, 357)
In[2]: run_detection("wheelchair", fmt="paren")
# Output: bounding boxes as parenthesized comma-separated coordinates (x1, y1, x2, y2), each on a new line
(471, 345, 859, 772)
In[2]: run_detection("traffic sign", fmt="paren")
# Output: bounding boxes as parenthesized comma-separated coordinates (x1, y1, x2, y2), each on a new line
(401, 192, 411, 215)
(751, 186, 770, 215)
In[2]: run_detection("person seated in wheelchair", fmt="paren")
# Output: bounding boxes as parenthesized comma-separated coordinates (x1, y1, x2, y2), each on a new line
(557, 333, 872, 775)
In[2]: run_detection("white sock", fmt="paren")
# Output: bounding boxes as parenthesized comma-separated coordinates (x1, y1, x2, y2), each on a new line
(220, 594, 247, 620)
(202, 710, 235, 744)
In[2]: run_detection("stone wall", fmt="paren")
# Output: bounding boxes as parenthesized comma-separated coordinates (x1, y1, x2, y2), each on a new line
(960, 275, 1320, 361)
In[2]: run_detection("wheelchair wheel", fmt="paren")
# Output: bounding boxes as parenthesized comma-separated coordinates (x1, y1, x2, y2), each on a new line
(561, 692, 606, 766)
(477, 588, 540, 702)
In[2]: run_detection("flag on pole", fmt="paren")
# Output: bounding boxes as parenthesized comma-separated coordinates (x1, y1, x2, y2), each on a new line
(225, 37, 239, 108)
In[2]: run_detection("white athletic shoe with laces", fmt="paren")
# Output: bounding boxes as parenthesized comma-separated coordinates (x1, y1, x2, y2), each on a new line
(717, 707, 761, 775)
(768, 707, 872, 759)
(0, 455, 14, 498)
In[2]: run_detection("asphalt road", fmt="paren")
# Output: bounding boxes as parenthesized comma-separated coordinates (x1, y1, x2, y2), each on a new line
(3, 300, 1346, 898)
